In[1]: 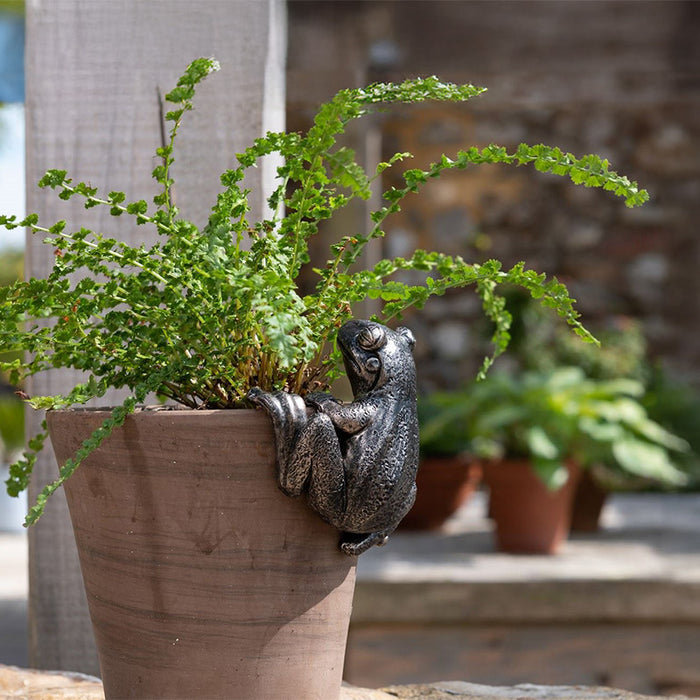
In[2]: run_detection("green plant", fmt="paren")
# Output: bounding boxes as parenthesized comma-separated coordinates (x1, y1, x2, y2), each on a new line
(0, 250, 23, 462)
(483, 291, 700, 489)
(0, 248, 23, 374)
(421, 367, 690, 490)
(642, 366, 700, 488)
(0, 1, 24, 15)
(497, 288, 649, 382)
(418, 393, 475, 458)
(0, 247, 23, 286)
(0, 394, 23, 461)
(0, 58, 648, 525)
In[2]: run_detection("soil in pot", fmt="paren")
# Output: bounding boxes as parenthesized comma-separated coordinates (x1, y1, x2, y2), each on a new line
(48, 407, 356, 700)
(399, 455, 482, 530)
(483, 459, 580, 554)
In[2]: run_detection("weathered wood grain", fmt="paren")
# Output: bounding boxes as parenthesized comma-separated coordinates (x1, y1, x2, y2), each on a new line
(25, 0, 286, 674)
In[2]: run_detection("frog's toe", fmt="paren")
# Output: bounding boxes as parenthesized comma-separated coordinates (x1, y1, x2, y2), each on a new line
(340, 531, 388, 556)
(340, 540, 361, 557)
(247, 389, 306, 429)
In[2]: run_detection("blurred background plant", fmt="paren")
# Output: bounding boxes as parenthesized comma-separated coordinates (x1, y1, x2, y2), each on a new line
(418, 390, 476, 459)
(0, 394, 23, 462)
(0, 248, 24, 463)
(0, 247, 24, 530)
(420, 365, 691, 491)
(504, 287, 649, 383)
(415, 284, 699, 533)
(417, 354, 695, 548)
(472, 288, 700, 491)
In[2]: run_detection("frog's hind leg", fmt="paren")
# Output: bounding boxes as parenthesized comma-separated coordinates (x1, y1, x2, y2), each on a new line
(248, 391, 348, 525)
(294, 411, 347, 517)
(247, 388, 308, 494)
(340, 530, 391, 557)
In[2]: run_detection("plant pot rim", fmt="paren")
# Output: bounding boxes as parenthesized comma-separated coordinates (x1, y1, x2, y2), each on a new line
(48, 405, 262, 417)
(50, 404, 255, 411)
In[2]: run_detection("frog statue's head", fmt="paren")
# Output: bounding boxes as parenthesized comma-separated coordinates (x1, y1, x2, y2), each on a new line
(336, 320, 416, 397)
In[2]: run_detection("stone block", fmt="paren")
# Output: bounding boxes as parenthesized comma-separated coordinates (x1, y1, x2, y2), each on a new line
(0, 666, 690, 700)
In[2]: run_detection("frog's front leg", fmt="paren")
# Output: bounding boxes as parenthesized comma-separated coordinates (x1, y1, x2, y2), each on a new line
(248, 388, 348, 512)
(247, 388, 310, 495)
(310, 395, 377, 435)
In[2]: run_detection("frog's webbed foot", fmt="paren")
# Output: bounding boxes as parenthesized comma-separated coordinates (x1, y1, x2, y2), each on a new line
(247, 388, 308, 495)
(340, 531, 390, 557)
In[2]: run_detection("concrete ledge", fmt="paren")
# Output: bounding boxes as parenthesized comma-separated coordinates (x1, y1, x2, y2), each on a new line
(354, 493, 700, 626)
(0, 666, 690, 700)
(352, 580, 700, 624)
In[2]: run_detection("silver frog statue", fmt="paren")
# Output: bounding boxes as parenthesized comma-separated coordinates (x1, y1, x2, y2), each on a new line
(248, 320, 419, 556)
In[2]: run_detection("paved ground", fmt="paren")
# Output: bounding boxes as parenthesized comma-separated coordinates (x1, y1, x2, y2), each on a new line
(0, 530, 28, 667)
(357, 491, 700, 584)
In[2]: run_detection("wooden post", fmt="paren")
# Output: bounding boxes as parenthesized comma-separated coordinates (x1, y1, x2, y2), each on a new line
(25, 0, 286, 673)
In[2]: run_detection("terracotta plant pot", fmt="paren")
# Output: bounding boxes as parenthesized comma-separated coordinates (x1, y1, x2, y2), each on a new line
(47, 408, 356, 700)
(483, 459, 580, 554)
(399, 456, 482, 530)
(570, 469, 609, 533)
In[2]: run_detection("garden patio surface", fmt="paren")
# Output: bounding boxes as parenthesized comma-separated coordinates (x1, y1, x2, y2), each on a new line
(357, 490, 700, 593)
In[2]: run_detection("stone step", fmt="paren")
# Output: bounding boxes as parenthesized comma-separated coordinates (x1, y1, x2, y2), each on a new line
(0, 665, 691, 700)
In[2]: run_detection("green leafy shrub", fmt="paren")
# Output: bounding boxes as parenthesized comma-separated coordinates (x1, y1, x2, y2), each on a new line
(0, 395, 23, 461)
(0, 58, 649, 524)
(642, 367, 700, 488)
(0, 247, 22, 286)
(0, 248, 24, 464)
(477, 291, 700, 489)
(418, 393, 475, 458)
(495, 289, 649, 382)
(421, 367, 690, 490)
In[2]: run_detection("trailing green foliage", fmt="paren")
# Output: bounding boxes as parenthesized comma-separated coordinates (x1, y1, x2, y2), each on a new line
(0, 58, 649, 524)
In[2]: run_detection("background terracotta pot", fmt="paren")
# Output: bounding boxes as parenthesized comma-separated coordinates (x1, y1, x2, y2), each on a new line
(483, 459, 580, 554)
(570, 469, 609, 533)
(47, 408, 356, 700)
(399, 455, 482, 530)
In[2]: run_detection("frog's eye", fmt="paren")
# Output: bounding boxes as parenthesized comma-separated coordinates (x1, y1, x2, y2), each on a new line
(366, 357, 381, 373)
(358, 325, 386, 351)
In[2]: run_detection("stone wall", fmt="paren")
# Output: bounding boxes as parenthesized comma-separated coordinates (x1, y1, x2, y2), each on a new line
(287, 0, 700, 390)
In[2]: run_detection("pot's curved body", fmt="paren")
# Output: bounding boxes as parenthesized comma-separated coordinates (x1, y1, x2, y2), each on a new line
(483, 459, 580, 554)
(47, 408, 356, 700)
